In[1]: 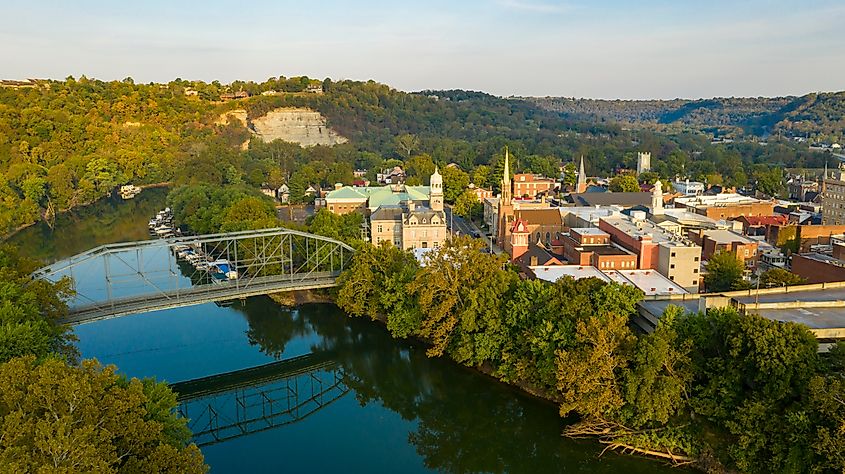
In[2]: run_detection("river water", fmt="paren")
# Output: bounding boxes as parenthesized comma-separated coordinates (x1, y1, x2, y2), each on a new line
(10, 190, 680, 473)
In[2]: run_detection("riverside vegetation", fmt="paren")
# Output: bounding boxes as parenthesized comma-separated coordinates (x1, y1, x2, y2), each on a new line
(0, 245, 207, 472)
(335, 238, 845, 473)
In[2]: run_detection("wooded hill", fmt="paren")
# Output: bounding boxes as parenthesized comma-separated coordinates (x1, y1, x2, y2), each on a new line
(525, 91, 845, 142)
(0, 76, 837, 237)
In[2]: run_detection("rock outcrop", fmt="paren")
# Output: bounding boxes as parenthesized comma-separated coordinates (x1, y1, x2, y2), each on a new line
(250, 107, 347, 147)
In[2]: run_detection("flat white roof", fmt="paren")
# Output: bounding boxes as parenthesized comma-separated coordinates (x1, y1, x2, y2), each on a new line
(674, 193, 769, 208)
(702, 229, 756, 245)
(530, 266, 689, 296)
(572, 227, 609, 236)
(531, 265, 611, 283)
(604, 270, 689, 296)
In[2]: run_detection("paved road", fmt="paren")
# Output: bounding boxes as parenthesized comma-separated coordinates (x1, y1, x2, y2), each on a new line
(444, 205, 502, 254)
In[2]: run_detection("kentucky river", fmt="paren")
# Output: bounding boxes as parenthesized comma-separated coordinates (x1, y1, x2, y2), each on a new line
(9, 188, 681, 473)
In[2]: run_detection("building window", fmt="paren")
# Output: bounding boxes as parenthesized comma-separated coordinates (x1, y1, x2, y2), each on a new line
(422, 242, 428, 248)
(670, 264, 675, 269)
(692, 279, 698, 285)
(693, 268, 699, 273)
(671, 252, 676, 257)
(694, 256, 699, 262)
(669, 276, 675, 281)
(377, 225, 383, 233)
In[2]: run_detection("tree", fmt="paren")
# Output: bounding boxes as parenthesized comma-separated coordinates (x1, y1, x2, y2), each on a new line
(638, 171, 660, 185)
(0, 356, 206, 473)
(453, 190, 480, 219)
(219, 196, 278, 232)
(408, 237, 516, 363)
(609, 174, 640, 192)
(440, 166, 469, 203)
(759, 268, 806, 288)
(704, 251, 749, 292)
(405, 154, 436, 184)
(556, 312, 635, 419)
(394, 134, 419, 159)
(620, 308, 692, 427)
(0, 245, 76, 364)
(307, 208, 363, 244)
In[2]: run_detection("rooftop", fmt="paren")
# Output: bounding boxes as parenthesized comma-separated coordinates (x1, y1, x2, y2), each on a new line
(572, 227, 609, 236)
(700, 229, 756, 245)
(601, 215, 696, 246)
(674, 193, 771, 209)
(568, 192, 652, 208)
(605, 270, 689, 296)
(530, 265, 610, 283)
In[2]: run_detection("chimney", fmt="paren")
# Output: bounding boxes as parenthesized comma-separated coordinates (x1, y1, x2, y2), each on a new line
(530, 255, 538, 266)
(407, 200, 416, 212)
(334, 182, 343, 190)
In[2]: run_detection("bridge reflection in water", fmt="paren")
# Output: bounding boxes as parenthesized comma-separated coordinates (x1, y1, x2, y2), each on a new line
(171, 352, 349, 447)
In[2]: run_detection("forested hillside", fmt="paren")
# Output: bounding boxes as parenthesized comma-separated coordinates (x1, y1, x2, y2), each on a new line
(527, 92, 845, 142)
(0, 76, 838, 237)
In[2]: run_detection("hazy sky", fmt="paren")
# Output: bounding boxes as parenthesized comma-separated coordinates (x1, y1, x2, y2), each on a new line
(1, 0, 843, 99)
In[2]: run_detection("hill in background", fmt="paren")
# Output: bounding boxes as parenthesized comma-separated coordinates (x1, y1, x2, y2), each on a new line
(524, 91, 845, 143)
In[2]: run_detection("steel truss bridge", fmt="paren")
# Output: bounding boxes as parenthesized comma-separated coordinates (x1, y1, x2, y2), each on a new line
(36, 228, 354, 325)
(171, 352, 349, 447)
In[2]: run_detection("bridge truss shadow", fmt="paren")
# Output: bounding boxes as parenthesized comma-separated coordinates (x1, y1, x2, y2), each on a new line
(171, 352, 349, 448)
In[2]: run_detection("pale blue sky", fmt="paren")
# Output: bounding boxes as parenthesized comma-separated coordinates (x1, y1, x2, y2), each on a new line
(1, 0, 842, 99)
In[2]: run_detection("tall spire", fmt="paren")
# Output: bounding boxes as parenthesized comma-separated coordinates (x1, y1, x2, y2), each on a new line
(501, 146, 512, 205)
(576, 155, 587, 193)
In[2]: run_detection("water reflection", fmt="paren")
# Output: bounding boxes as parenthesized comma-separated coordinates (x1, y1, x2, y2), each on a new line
(229, 303, 677, 474)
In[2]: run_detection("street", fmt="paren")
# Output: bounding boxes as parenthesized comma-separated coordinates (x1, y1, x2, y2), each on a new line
(444, 205, 502, 254)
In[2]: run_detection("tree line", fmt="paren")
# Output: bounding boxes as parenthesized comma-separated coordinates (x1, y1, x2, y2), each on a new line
(334, 239, 845, 473)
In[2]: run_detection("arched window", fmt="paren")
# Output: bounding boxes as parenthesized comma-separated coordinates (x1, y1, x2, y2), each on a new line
(545, 232, 551, 244)
(536, 232, 541, 243)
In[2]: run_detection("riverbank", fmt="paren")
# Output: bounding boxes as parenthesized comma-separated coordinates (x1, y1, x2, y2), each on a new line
(0, 182, 172, 242)
(267, 290, 702, 470)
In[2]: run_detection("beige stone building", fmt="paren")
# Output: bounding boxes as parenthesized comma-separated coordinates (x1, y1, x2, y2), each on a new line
(369, 168, 447, 250)
(822, 165, 845, 225)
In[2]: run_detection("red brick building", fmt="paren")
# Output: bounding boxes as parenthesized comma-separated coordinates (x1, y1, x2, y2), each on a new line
(512, 174, 557, 199)
(561, 228, 638, 270)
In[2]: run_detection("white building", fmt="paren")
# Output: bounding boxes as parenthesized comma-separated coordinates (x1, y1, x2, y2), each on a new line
(672, 180, 706, 196)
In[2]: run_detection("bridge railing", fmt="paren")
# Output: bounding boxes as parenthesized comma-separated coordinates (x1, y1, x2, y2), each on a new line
(37, 228, 354, 322)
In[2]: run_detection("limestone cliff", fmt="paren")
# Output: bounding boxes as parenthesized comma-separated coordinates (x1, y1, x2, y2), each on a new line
(250, 107, 347, 147)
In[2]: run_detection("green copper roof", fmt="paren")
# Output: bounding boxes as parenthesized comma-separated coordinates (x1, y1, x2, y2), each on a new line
(327, 184, 431, 209)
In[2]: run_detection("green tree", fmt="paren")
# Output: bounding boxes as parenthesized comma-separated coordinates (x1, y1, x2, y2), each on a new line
(0, 356, 206, 473)
(408, 237, 516, 363)
(620, 307, 692, 427)
(0, 245, 76, 364)
(704, 251, 749, 292)
(638, 171, 660, 185)
(452, 190, 480, 219)
(556, 312, 635, 419)
(758, 268, 806, 288)
(609, 174, 640, 192)
(219, 196, 278, 232)
(440, 166, 469, 203)
(394, 134, 419, 159)
(307, 208, 363, 244)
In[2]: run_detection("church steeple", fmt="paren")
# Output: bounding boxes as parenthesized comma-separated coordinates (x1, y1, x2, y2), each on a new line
(576, 155, 587, 193)
(501, 146, 512, 205)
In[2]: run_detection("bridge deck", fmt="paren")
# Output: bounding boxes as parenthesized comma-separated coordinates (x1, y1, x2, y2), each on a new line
(59, 271, 340, 325)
